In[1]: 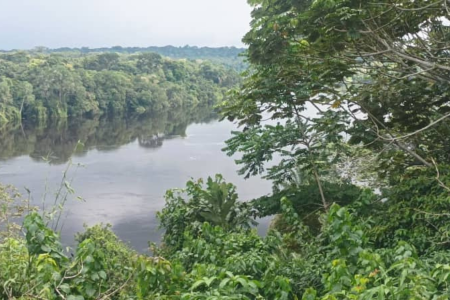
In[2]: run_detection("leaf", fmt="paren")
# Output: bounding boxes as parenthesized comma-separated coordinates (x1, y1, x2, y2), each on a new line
(190, 280, 205, 291)
(98, 270, 107, 280)
(204, 276, 217, 287)
(236, 277, 248, 288)
(219, 278, 231, 288)
(85, 285, 96, 297)
(59, 283, 70, 294)
(41, 245, 51, 252)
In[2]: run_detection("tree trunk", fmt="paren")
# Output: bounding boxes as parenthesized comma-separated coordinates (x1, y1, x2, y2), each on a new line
(312, 166, 328, 211)
(19, 97, 24, 116)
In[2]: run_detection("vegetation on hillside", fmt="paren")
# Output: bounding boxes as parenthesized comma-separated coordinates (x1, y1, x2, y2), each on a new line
(1, 0, 450, 299)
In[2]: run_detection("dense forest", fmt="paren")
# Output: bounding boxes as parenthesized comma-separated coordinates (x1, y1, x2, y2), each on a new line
(2, 0, 450, 299)
(0, 50, 240, 126)
(24, 46, 247, 71)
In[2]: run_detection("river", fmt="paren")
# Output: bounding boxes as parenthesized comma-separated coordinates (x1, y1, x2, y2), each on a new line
(0, 109, 273, 252)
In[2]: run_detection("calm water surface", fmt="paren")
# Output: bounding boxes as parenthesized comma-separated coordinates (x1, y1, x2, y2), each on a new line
(0, 112, 272, 252)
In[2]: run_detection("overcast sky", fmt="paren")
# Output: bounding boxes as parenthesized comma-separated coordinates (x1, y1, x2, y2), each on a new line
(0, 0, 252, 50)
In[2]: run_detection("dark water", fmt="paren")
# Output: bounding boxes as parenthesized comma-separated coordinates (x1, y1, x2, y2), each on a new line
(0, 109, 272, 252)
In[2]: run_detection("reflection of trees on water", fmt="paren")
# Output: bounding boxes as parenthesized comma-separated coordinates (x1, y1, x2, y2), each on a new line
(138, 134, 165, 149)
(0, 105, 217, 164)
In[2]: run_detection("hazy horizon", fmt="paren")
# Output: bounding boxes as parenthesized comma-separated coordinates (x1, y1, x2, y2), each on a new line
(0, 0, 252, 50)
(0, 44, 247, 52)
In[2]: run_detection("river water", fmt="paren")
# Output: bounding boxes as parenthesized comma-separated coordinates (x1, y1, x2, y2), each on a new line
(0, 109, 272, 252)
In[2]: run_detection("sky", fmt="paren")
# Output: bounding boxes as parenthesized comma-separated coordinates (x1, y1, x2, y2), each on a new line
(0, 0, 252, 50)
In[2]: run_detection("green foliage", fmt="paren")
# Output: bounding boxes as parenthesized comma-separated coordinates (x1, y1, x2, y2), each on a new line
(222, 0, 450, 187)
(1, 210, 181, 299)
(157, 174, 257, 254)
(215, 0, 450, 298)
(1, 45, 247, 71)
(0, 183, 29, 240)
(253, 181, 365, 234)
(2, 176, 450, 299)
(0, 50, 241, 125)
(369, 166, 450, 254)
(24, 212, 67, 264)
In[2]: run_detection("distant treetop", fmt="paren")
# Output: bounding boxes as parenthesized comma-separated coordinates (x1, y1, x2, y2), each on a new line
(0, 45, 247, 71)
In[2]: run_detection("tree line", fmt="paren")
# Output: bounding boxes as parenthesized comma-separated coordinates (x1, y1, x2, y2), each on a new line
(22, 46, 247, 71)
(0, 50, 240, 126)
(1, 45, 245, 60)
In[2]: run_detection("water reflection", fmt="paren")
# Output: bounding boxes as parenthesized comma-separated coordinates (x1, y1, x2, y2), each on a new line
(0, 105, 217, 163)
(0, 107, 272, 252)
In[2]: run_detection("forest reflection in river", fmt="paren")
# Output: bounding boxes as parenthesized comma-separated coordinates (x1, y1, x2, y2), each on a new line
(0, 107, 272, 252)
(0, 106, 219, 163)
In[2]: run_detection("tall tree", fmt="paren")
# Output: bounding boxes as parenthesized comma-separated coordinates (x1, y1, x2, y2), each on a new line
(221, 0, 450, 199)
(11, 80, 34, 116)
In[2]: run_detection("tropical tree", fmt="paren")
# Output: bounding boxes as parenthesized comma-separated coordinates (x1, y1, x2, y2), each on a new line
(157, 175, 256, 253)
(221, 0, 450, 205)
(11, 80, 34, 116)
